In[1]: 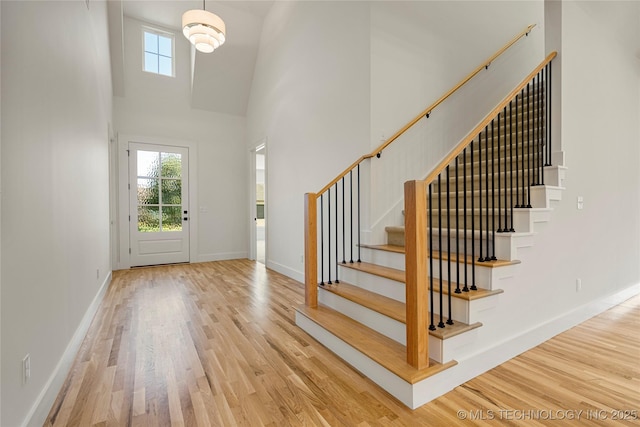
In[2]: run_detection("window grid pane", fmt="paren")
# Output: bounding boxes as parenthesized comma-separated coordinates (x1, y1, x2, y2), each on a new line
(144, 32, 158, 54)
(144, 52, 158, 73)
(143, 30, 173, 77)
(158, 35, 172, 57)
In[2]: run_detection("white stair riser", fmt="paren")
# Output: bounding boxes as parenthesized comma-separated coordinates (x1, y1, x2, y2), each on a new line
(336, 266, 493, 323)
(358, 247, 515, 291)
(319, 288, 405, 344)
(360, 247, 405, 271)
(338, 265, 405, 302)
(318, 288, 481, 364)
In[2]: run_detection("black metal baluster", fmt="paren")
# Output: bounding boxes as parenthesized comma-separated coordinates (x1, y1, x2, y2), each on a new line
(478, 132, 484, 263)
(438, 174, 445, 328)
(532, 75, 538, 186)
(455, 158, 461, 294)
(429, 183, 436, 331)
(470, 140, 477, 291)
(463, 148, 469, 292)
(547, 62, 553, 166)
(349, 171, 354, 263)
(357, 164, 361, 262)
(515, 91, 521, 208)
(342, 177, 346, 264)
(527, 82, 532, 208)
(335, 182, 339, 283)
(485, 122, 491, 262)
(320, 194, 324, 285)
(497, 110, 503, 233)
(509, 101, 515, 232)
(544, 64, 549, 167)
(503, 105, 509, 230)
(446, 166, 453, 325)
(328, 188, 332, 284)
(538, 69, 543, 185)
(490, 119, 497, 260)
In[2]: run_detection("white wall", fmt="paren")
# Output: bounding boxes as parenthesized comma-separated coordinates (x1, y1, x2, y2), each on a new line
(114, 16, 248, 263)
(368, 1, 545, 239)
(1, 1, 113, 426)
(246, 1, 372, 280)
(538, 0, 640, 303)
(247, 1, 548, 278)
(469, 0, 640, 357)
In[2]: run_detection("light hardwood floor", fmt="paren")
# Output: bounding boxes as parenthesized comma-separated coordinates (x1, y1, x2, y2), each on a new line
(45, 260, 640, 426)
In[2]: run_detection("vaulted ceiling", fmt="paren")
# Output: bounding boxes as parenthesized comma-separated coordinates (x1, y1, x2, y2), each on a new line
(108, 0, 273, 116)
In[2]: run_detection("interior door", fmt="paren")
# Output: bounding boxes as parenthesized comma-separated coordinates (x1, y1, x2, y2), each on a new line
(129, 143, 189, 266)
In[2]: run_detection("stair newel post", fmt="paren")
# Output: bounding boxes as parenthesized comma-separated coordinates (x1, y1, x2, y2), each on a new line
(404, 180, 429, 369)
(304, 193, 318, 308)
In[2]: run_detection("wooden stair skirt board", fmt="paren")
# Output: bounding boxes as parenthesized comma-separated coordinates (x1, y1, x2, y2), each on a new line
(295, 304, 458, 409)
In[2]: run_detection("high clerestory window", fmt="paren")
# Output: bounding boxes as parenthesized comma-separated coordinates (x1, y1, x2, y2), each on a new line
(143, 28, 174, 77)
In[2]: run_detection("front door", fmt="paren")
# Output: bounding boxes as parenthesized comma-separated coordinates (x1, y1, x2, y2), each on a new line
(129, 143, 189, 266)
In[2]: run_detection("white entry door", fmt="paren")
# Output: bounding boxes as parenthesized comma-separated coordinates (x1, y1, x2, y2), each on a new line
(129, 143, 189, 266)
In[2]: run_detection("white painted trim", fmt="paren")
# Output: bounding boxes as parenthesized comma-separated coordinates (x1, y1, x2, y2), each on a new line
(267, 260, 304, 284)
(249, 138, 267, 263)
(23, 272, 112, 427)
(298, 283, 640, 409)
(411, 282, 640, 407)
(116, 134, 199, 270)
(295, 311, 415, 407)
(196, 252, 248, 263)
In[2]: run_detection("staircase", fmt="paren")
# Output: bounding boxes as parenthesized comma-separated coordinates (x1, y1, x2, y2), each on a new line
(297, 33, 565, 408)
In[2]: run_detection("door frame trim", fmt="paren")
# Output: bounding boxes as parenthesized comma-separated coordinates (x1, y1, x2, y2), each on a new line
(249, 138, 267, 263)
(116, 134, 198, 270)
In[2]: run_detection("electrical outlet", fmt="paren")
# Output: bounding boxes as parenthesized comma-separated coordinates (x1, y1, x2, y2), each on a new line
(23, 354, 31, 384)
(576, 278, 582, 292)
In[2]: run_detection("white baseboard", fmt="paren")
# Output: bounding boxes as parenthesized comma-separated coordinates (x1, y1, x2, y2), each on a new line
(412, 282, 640, 407)
(196, 251, 248, 263)
(24, 271, 112, 427)
(266, 260, 304, 283)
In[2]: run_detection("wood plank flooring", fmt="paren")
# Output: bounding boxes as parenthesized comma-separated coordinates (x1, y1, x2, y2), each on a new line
(45, 260, 640, 426)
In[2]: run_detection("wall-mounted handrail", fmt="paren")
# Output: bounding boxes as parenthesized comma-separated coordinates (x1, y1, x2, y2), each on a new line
(316, 24, 536, 196)
(422, 51, 557, 187)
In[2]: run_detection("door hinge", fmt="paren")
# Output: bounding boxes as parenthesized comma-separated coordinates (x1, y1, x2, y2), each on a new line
(129, 248, 131, 254)
(129, 215, 131, 221)
(128, 183, 130, 190)
(127, 149, 130, 157)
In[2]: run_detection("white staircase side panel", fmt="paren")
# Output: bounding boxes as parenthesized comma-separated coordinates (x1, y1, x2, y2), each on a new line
(530, 185, 564, 209)
(494, 232, 535, 261)
(295, 311, 416, 408)
(512, 208, 552, 233)
(318, 288, 406, 345)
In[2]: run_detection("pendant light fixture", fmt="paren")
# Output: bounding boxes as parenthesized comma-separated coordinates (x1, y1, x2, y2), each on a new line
(182, 0, 226, 53)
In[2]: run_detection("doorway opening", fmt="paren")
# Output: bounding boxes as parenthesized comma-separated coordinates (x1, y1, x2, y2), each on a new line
(255, 144, 266, 264)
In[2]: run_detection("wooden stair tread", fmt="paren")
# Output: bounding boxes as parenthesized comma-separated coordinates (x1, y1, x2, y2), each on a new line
(339, 262, 504, 300)
(361, 245, 520, 268)
(321, 282, 484, 339)
(296, 304, 457, 384)
(341, 261, 405, 282)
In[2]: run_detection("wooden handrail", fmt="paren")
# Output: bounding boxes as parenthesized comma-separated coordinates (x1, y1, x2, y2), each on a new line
(422, 51, 557, 186)
(316, 24, 536, 196)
